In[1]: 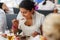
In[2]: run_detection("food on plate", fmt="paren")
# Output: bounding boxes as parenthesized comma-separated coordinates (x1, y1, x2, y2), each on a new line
(40, 36, 47, 40)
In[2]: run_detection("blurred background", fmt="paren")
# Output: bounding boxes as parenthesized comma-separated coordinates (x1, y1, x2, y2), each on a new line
(0, 0, 60, 8)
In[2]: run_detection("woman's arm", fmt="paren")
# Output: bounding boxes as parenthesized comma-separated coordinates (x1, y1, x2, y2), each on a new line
(40, 15, 45, 35)
(32, 31, 40, 37)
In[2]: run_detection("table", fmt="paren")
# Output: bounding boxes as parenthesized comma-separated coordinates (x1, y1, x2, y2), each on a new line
(0, 35, 40, 40)
(0, 30, 40, 40)
(0, 35, 7, 40)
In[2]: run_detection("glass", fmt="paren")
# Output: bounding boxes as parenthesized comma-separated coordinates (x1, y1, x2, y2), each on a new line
(7, 35, 13, 40)
(7, 30, 14, 40)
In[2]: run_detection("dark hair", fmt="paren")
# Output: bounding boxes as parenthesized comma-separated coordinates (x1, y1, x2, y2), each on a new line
(0, 3, 3, 9)
(43, 0, 47, 5)
(19, 0, 35, 11)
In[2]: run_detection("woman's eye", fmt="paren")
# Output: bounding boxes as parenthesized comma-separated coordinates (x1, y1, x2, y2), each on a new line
(21, 12, 27, 14)
(24, 12, 27, 14)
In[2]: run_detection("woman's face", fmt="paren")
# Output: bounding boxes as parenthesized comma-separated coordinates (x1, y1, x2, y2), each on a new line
(2, 4, 9, 12)
(20, 8, 34, 19)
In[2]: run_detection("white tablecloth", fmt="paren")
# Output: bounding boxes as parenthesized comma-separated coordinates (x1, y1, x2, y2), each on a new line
(0, 35, 7, 40)
(0, 35, 40, 40)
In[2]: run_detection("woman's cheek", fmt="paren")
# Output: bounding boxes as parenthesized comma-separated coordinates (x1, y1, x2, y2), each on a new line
(24, 14, 29, 17)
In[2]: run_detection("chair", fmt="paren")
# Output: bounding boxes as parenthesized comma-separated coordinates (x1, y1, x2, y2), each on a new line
(36, 10, 54, 16)
(6, 14, 17, 29)
(13, 8, 19, 14)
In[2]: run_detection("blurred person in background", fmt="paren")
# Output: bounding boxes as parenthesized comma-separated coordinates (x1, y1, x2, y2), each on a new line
(43, 13, 60, 40)
(0, 3, 9, 13)
(38, 0, 55, 10)
(0, 3, 7, 33)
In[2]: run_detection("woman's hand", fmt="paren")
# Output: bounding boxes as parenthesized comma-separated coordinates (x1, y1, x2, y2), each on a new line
(15, 35, 21, 40)
(12, 19, 19, 23)
(12, 19, 19, 28)
(12, 19, 19, 34)
(1, 34, 7, 38)
(32, 31, 39, 37)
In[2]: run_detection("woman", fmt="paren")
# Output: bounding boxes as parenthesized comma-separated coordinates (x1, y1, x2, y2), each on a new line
(12, 0, 45, 40)
(38, 0, 55, 10)
(43, 13, 60, 40)
(0, 3, 7, 33)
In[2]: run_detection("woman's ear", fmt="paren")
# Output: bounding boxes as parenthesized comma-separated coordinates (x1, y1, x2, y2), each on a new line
(31, 8, 34, 14)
